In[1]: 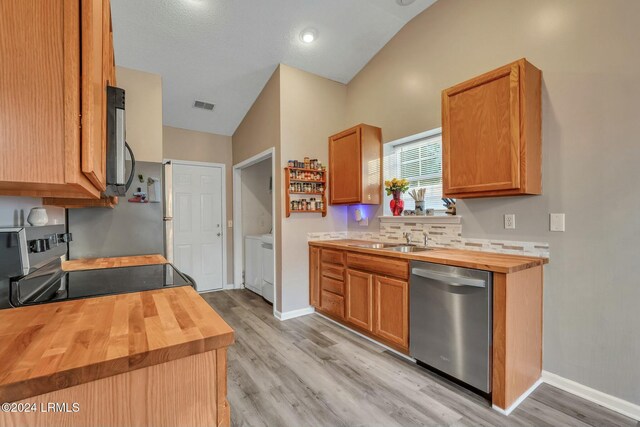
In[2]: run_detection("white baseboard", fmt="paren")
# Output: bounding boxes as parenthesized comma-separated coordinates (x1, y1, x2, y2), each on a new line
(492, 379, 543, 416)
(542, 371, 640, 421)
(223, 283, 236, 290)
(274, 306, 315, 321)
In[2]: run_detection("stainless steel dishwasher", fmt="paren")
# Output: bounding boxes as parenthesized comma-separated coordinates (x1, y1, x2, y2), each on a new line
(410, 261, 492, 393)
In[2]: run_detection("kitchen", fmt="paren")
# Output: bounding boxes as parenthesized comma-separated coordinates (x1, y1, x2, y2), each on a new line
(1, 0, 639, 426)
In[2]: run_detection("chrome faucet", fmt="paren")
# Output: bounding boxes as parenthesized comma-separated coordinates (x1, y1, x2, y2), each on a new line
(423, 232, 429, 248)
(403, 232, 412, 245)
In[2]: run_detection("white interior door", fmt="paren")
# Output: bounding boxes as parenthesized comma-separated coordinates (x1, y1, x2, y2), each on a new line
(172, 163, 224, 292)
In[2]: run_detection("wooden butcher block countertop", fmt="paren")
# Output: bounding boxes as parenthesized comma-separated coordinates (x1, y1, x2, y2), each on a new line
(0, 285, 234, 402)
(62, 254, 168, 271)
(309, 240, 547, 273)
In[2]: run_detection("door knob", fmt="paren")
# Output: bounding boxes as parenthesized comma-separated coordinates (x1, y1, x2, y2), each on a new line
(217, 232, 222, 237)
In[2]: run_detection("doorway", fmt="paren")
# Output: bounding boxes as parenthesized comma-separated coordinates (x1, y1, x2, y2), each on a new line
(171, 160, 227, 292)
(233, 148, 276, 314)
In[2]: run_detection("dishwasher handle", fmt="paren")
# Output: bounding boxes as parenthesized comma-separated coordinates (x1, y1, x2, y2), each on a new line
(411, 268, 487, 288)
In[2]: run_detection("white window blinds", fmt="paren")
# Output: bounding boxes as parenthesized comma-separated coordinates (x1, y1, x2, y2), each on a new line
(392, 132, 443, 211)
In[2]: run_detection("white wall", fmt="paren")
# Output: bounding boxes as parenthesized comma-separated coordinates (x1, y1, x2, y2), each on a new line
(279, 65, 348, 313)
(0, 197, 65, 227)
(241, 158, 273, 238)
(116, 66, 163, 162)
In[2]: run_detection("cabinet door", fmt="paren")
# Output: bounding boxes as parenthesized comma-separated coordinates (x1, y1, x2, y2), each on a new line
(442, 62, 521, 195)
(309, 247, 320, 307)
(345, 269, 373, 331)
(374, 275, 409, 350)
(329, 127, 361, 204)
(81, 0, 108, 191)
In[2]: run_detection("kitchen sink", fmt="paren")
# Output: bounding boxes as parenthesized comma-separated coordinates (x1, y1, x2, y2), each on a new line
(383, 245, 433, 253)
(348, 243, 397, 249)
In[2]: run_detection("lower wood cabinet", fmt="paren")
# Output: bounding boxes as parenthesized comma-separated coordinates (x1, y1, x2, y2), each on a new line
(320, 290, 344, 319)
(309, 247, 320, 307)
(311, 247, 409, 353)
(345, 269, 374, 332)
(373, 275, 409, 349)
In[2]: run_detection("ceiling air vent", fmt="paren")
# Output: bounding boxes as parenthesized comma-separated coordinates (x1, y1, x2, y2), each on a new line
(193, 100, 215, 111)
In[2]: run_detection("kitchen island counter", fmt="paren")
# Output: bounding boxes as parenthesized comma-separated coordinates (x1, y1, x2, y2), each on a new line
(0, 284, 234, 426)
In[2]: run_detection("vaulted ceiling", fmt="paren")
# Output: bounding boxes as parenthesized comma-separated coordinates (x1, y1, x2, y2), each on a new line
(111, 0, 437, 136)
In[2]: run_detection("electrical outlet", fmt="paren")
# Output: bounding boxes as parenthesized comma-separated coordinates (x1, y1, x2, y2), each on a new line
(550, 213, 565, 232)
(359, 217, 369, 227)
(504, 214, 516, 229)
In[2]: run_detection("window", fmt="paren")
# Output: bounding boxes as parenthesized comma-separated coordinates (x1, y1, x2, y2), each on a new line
(384, 129, 444, 213)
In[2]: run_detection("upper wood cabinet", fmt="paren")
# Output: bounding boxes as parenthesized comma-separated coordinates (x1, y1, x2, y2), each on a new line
(442, 58, 542, 198)
(328, 124, 382, 205)
(0, 0, 115, 199)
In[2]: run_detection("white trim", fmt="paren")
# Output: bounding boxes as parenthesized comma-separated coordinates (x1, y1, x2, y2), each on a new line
(233, 147, 275, 169)
(233, 148, 277, 317)
(492, 379, 543, 416)
(166, 159, 227, 169)
(223, 283, 236, 290)
(379, 215, 461, 224)
(542, 371, 640, 421)
(315, 312, 415, 362)
(385, 127, 443, 148)
(274, 306, 315, 321)
(165, 159, 228, 292)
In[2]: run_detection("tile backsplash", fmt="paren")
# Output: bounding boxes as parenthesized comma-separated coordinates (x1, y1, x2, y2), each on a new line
(308, 219, 549, 258)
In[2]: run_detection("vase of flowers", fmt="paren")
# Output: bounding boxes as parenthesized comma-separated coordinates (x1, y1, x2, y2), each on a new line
(385, 178, 409, 216)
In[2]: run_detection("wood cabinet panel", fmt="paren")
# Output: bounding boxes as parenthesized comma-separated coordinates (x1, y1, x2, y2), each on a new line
(321, 276, 344, 296)
(321, 264, 344, 281)
(374, 276, 409, 350)
(492, 266, 543, 411)
(321, 249, 344, 266)
(0, 0, 117, 200)
(320, 291, 344, 319)
(1, 350, 228, 427)
(345, 269, 373, 332)
(309, 247, 320, 308)
(81, 0, 107, 191)
(329, 124, 382, 205)
(346, 252, 409, 280)
(329, 127, 361, 204)
(442, 58, 541, 198)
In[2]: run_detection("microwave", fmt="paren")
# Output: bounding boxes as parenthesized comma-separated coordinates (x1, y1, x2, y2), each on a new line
(105, 86, 135, 197)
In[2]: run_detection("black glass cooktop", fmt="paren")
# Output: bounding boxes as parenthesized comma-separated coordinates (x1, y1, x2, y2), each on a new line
(11, 262, 193, 307)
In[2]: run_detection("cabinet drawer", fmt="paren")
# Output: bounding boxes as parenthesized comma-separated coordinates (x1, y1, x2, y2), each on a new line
(346, 253, 409, 280)
(321, 291, 344, 319)
(321, 276, 344, 296)
(321, 249, 344, 266)
(322, 264, 344, 281)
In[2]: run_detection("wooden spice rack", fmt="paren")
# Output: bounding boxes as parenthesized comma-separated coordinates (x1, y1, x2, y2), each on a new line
(285, 167, 327, 217)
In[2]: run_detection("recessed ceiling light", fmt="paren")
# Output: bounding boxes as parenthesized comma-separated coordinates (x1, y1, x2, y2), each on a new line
(396, 0, 416, 5)
(300, 28, 318, 44)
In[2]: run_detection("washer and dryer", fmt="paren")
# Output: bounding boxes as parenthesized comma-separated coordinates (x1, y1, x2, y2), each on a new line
(244, 234, 274, 303)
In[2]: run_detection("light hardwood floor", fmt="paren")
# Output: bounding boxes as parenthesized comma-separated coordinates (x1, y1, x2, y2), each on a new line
(203, 290, 638, 427)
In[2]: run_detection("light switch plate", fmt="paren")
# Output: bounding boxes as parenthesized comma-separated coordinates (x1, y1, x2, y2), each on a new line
(227, 220, 233, 228)
(550, 213, 565, 232)
(504, 214, 516, 229)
